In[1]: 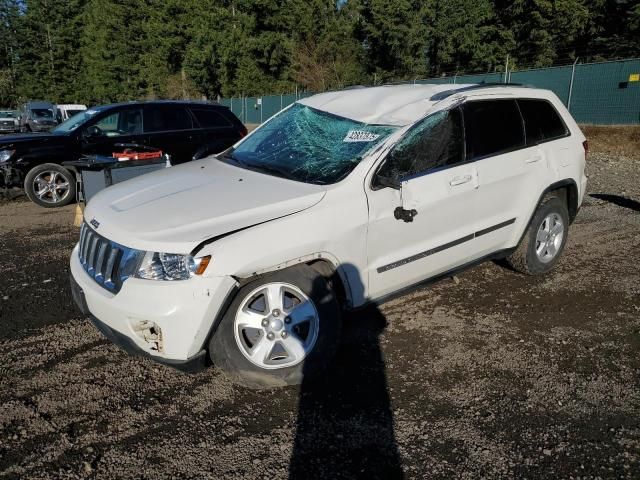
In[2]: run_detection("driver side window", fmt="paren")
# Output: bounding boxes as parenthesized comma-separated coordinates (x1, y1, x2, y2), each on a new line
(92, 109, 143, 137)
(378, 108, 464, 181)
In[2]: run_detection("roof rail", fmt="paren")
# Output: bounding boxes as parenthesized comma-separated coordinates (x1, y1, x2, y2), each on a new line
(430, 82, 525, 101)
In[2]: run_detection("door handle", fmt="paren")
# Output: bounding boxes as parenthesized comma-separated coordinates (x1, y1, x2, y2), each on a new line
(449, 174, 472, 186)
(526, 154, 543, 163)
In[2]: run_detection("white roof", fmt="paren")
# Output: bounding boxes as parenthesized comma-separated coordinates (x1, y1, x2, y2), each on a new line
(296, 84, 475, 126)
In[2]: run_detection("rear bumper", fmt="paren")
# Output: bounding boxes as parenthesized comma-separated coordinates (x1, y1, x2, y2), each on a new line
(70, 272, 207, 372)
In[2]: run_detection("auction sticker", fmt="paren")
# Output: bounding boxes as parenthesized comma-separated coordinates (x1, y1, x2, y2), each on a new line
(343, 130, 381, 142)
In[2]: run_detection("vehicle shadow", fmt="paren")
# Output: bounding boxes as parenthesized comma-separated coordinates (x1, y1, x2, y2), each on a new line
(288, 267, 404, 479)
(590, 193, 640, 213)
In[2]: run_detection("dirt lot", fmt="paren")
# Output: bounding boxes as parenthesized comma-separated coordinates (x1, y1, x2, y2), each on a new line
(1, 140, 639, 479)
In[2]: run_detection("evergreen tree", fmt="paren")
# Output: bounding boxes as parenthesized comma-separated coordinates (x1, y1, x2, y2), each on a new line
(0, 0, 636, 105)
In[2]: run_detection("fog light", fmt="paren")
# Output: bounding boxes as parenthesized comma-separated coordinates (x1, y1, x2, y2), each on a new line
(130, 319, 164, 352)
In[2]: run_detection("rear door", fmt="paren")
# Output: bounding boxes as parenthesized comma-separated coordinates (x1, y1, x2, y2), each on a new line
(466, 99, 545, 255)
(143, 104, 195, 164)
(189, 106, 244, 157)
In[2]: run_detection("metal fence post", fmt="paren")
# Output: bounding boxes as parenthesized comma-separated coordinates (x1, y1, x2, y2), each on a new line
(504, 55, 509, 83)
(567, 57, 579, 112)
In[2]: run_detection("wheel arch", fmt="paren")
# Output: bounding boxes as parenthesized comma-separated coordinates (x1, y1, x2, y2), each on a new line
(516, 178, 579, 247)
(543, 179, 579, 223)
(235, 254, 355, 310)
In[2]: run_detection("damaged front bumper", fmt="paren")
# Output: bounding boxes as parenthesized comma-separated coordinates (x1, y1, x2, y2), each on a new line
(69, 272, 208, 372)
(69, 244, 238, 373)
(0, 164, 21, 188)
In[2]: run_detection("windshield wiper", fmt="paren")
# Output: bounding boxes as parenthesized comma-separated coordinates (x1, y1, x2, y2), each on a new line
(222, 152, 298, 181)
(241, 162, 299, 181)
(220, 150, 244, 165)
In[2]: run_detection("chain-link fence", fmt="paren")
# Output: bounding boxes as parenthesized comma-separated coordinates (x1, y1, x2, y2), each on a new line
(220, 58, 640, 125)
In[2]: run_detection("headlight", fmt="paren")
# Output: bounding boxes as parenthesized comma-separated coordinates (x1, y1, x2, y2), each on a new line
(136, 252, 211, 280)
(0, 149, 15, 163)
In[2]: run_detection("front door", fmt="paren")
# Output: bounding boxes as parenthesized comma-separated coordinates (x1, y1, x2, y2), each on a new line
(81, 107, 144, 157)
(366, 107, 480, 300)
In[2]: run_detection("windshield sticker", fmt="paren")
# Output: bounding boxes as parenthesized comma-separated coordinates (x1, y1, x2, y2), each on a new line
(343, 130, 381, 143)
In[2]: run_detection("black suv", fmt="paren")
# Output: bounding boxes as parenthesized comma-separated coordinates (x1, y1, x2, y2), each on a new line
(0, 100, 247, 207)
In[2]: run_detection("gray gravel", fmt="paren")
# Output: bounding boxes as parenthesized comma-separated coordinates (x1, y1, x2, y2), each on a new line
(0, 151, 639, 479)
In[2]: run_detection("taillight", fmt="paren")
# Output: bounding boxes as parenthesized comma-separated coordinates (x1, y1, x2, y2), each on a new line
(240, 125, 248, 138)
(582, 140, 589, 160)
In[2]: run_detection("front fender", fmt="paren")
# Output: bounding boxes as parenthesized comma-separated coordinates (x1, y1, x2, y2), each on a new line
(197, 186, 371, 307)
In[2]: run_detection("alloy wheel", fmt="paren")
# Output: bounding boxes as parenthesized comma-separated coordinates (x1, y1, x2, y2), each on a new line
(535, 213, 564, 263)
(234, 282, 319, 370)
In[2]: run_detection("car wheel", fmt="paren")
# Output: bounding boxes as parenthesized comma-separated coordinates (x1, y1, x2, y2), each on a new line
(506, 195, 569, 275)
(209, 264, 341, 389)
(24, 163, 76, 208)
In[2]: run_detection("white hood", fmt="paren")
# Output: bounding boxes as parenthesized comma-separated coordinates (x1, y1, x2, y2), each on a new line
(83, 158, 326, 253)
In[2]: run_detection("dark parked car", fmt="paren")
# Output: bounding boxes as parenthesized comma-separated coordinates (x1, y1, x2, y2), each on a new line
(0, 100, 247, 207)
(19, 101, 58, 132)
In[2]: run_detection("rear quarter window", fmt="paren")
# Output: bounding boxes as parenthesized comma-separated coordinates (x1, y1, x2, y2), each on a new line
(517, 99, 568, 145)
(190, 108, 233, 128)
(463, 100, 525, 160)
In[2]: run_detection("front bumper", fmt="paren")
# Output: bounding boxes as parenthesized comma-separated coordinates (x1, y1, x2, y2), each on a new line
(69, 244, 237, 371)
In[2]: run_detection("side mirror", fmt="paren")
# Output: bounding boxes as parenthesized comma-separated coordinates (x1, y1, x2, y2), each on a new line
(374, 174, 400, 190)
(84, 125, 102, 138)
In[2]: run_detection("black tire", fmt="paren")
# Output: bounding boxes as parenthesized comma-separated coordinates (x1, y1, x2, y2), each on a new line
(24, 163, 76, 208)
(506, 195, 569, 275)
(209, 264, 341, 389)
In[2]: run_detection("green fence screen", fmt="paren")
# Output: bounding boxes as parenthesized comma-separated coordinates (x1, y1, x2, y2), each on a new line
(222, 59, 640, 125)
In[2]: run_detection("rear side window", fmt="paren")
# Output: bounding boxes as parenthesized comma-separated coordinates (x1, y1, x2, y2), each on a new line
(518, 99, 568, 145)
(190, 108, 232, 128)
(463, 100, 525, 159)
(144, 105, 192, 132)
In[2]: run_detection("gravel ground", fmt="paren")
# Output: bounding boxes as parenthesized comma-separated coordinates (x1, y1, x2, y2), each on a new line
(0, 151, 639, 479)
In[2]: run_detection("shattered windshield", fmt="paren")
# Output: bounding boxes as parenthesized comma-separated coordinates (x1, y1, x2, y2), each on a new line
(227, 103, 398, 184)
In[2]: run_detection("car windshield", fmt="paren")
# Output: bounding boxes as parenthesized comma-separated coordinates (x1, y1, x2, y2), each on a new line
(32, 108, 54, 118)
(52, 109, 100, 133)
(227, 103, 398, 184)
(0, 111, 17, 118)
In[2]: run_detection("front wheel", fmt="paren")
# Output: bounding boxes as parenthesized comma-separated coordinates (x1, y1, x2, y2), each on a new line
(209, 265, 341, 389)
(506, 195, 569, 275)
(24, 163, 76, 208)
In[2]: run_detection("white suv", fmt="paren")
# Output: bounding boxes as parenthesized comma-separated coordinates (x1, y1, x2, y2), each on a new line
(69, 84, 588, 388)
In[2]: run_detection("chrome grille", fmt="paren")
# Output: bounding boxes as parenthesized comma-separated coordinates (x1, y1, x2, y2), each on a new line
(77, 223, 141, 293)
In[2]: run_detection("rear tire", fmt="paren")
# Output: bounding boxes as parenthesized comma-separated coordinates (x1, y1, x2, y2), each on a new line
(506, 195, 569, 275)
(24, 163, 76, 208)
(209, 265, 341, 389)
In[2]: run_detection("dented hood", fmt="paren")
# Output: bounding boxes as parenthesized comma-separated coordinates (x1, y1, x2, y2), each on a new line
(83, 158, 326, 253)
